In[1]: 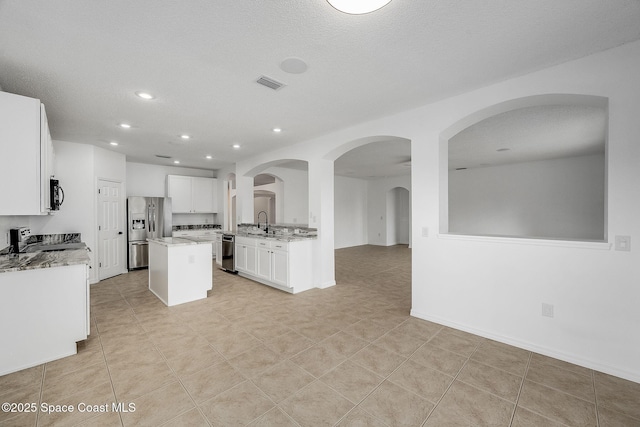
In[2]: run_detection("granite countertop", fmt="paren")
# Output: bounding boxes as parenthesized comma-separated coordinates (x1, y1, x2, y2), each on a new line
(0, 243, 91, 273)
(147, 237, 214, 247)
(233, 232, 317, 242)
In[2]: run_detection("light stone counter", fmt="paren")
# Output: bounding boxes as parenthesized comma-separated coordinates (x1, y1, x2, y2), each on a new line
(0, 243, 91, 273)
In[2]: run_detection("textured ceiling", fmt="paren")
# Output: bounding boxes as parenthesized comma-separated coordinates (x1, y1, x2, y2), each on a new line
(449, 104, 607, 170)
(0, 0, 638, 175)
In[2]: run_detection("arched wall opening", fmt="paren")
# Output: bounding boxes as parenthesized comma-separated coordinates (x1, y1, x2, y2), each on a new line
(244, 159, 309, 226)
(331, 136, 412, 249)
(439, 94, 608, 242)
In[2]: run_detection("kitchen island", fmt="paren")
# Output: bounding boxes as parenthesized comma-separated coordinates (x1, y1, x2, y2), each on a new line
(0, 239, 91, 376)
(148, 237, 212, 306)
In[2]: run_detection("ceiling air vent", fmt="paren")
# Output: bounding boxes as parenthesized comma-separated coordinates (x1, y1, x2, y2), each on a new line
(256, 75, 285, 91)
(155, 154, 171, 159)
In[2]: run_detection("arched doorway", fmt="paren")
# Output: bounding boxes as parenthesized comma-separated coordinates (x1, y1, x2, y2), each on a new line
(387, 186, 411, 246)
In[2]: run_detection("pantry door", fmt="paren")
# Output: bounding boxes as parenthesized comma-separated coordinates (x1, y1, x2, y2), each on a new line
(98, 179, 124, 280)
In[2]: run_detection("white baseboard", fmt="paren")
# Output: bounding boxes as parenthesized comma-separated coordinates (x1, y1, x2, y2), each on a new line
(317, 280, 336, 289)
(411, 309, 640, 384)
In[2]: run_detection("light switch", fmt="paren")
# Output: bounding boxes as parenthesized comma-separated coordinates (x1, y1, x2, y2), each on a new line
(615, 235, 631, 251)
(422, 227, 429, 237)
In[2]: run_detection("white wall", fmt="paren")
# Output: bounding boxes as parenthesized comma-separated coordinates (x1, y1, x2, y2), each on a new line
(407, 43, 639, 382)
(334, 176, 368, 249)
(449, 154, 605, 240)
(232, 40, 640, 382)
(390, 187, 410, 245)
(29, 141, 126, 283)
(126, 162, 214, 197)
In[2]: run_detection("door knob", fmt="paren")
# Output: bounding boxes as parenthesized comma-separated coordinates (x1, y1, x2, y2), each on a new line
(118, 231, 123, 235)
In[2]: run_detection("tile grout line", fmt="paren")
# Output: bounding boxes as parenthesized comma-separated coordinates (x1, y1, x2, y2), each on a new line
(129, 299, 214, 427)
(35, 360, 45, 427)
(592, 369, 600, 427)
(420, 335, 482, 426)
(508, 351, 531, 427)
(98, 295, 130, 427)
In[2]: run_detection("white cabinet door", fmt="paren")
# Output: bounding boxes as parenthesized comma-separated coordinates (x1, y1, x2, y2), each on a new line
(256, 246, 272, 281)
(235, 244, 246, 272)
(272, 249, 289, 287)
(167, 175, 193, 213)
(192, 177, 214, 213)
(245, 245, 257, 275)
(215, 240, 222, 266)
(0, 92, 42, 215)
(40, 104, 54, 212)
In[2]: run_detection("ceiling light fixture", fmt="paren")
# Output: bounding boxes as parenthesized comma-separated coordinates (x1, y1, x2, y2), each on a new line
(232, 144, 241, 149)
(119, 123, 131, 129)
(205, 155, 213, 159)
(280, 58, 308, 74)
(109, 141, 119, 146)
(272, 128, 282, 133)
(327, 0, 392, 14)
(180, 134, 190, 140)
(173, 160, 180, 164)
(135, 91, 154, 100)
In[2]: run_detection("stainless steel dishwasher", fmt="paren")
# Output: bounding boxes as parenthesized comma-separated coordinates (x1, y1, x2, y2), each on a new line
(221, 234, 236, 272)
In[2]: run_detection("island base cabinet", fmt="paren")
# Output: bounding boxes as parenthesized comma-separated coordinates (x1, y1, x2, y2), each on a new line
(0, 264, 88, 376)
(149, 241, 212, 306)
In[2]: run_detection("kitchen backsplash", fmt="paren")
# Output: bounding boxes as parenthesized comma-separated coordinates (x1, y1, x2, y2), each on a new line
(172, 224, 221, 231)
(24, 233, 82, 245)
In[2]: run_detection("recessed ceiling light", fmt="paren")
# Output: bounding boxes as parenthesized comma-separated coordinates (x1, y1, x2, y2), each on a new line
(232, 144, 241, 149)
(119, 123, 131, 129)
(135, 91, 154, 100)
(272, 128, 282, 133)
(109, 141, 119, 146)
(180, 134, 190, 140)
(205, 155, 213, 159)
(327, 0, 392, 14)
(173, 160, 180, 164)
(496, 148, 510, 152)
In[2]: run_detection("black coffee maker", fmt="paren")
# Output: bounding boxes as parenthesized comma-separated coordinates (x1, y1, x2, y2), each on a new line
(9, 227, 30, 253)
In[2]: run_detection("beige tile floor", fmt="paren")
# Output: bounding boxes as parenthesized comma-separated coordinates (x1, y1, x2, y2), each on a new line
(1, 244, 639, 426)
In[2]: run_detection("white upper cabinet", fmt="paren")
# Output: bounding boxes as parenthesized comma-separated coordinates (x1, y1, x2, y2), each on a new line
(0, 91, 54, 215)
(166, 175, 218, 213)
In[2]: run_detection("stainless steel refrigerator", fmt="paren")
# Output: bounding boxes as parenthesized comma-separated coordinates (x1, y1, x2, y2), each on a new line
(127, 196, 172, 270)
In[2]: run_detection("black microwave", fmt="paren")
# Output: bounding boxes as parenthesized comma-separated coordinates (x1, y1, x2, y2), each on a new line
(50, 178, 64, 210)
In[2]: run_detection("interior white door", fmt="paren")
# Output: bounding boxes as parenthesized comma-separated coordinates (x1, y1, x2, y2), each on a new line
(98, 179, 124, 280)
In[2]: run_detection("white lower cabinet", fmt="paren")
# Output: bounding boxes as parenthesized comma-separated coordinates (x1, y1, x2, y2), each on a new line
(235, 237, 257, 275)
(271, 247, 288, 287)
(235, 236, 312, 293)
(215, 234, 223, 266)
(0, 264, 89, 375)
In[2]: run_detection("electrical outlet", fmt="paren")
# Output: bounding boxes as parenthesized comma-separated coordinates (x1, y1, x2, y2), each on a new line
(542, 303, 554, 318)
(615, 235, 631, 251)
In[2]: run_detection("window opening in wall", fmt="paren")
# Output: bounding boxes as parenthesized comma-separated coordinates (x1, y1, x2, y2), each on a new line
(447, 101, 607, 242)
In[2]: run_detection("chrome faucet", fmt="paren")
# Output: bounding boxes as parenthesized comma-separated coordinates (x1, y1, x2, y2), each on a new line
(257, 210, 268, 232)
